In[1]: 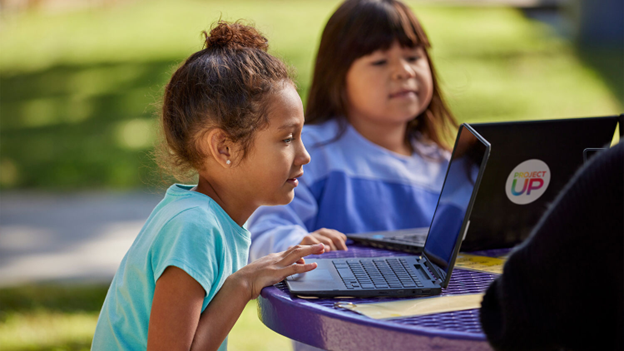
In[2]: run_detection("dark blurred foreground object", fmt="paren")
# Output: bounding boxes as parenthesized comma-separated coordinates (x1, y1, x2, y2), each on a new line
(480, 141, 624, 351)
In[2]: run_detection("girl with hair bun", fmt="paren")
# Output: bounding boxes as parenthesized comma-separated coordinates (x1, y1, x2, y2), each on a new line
(248, 0, 458, 261)
(92, 20, 322, 350)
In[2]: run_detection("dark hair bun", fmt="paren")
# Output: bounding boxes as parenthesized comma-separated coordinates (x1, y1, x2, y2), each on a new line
(203, 20, 269, 52)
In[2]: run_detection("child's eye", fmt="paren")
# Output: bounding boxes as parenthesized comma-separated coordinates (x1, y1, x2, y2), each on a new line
(371, 59, 387, 66)
(406, 56, 421, 62)
(282, 138, 293, 144)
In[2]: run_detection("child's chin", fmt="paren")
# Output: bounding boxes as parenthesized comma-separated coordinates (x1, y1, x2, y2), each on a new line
(269, 192, 295, 206)
(282, 192, 296, 205)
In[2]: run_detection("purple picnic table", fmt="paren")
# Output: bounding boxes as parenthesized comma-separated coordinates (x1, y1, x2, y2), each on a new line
(258, 244, 508, 351)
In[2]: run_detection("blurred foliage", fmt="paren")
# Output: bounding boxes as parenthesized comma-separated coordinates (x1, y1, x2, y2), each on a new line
(0, 283, 290, 351)
(0, 284, 108, 316)
(577, 47, 624, 108)
(0, 0, 621, 190)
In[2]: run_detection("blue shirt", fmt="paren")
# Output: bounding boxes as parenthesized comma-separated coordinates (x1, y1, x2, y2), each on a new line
(248, 119, 449, 261)
(92, 184, 250, 350)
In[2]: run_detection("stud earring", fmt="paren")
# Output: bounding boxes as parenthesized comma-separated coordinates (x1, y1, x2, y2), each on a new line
(226, 160, 231, 165)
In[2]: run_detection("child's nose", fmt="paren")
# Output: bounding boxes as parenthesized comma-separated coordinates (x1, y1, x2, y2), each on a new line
(296, 142, 311, 166)
(392, 60, 416, 80)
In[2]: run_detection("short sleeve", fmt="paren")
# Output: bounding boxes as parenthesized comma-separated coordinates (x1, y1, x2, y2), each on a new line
(150, 208, 220, 305)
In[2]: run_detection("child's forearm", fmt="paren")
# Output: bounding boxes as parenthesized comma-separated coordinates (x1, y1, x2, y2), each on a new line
(190, 273, 251, 351)
(191, 244, 324, 350)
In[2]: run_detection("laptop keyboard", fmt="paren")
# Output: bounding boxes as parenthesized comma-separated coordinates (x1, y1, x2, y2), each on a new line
(333, 258, 425, 290)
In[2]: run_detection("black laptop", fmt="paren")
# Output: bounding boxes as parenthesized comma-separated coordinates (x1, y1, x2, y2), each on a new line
(463, 115, 621, 250)
(348, 115, 621, 253)
(286, 124, 490, 297)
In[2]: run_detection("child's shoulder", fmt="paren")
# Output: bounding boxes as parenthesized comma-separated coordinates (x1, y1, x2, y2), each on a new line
(158, 185, 227, 231)
(148, 185, 248, 246)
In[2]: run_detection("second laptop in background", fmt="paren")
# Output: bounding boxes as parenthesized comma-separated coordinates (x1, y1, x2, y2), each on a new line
(349, 115, 620, 253)
(465, 115, 620, 250)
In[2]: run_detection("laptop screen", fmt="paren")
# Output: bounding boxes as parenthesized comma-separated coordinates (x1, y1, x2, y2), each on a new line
(465, 116, 619, 250)
(423, 124, 489, 285)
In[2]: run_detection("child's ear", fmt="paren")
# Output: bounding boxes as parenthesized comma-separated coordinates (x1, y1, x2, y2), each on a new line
(204, 128, 235, 168)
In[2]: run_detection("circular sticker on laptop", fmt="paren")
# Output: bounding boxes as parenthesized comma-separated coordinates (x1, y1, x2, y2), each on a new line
(505, 159, 551, 205)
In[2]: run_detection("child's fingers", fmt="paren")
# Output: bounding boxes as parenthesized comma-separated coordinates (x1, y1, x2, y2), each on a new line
(299, 236, 319, 246)
(283, 245, 297, 256)
(281, 244, 324, 265)
(333, 237, 348, 251)
(285, 262, 318, 277)
(327, 231, 348, 251)
(316, 228, 348, 251)
(315, 236, 336, 252)
(283, 243, 308, 256)
(301, 234, 331, 251)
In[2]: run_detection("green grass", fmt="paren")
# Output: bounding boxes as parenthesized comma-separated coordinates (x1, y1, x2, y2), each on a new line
(0, 284, 291, 351)
(0, 0, 621, 189)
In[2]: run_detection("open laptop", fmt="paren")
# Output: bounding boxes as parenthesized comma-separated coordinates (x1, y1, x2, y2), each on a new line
(286, 124, 490, 297)
(463, 115, 620, 250)
(348, 115, 621, 253)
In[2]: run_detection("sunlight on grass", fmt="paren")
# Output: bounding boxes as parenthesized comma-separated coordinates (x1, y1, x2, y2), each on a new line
(20, 98, 58, 127)
(0, 284, 290, 351)
(69, 64, 152, 100)
(0, 311, 97, 351)
(0, 304, 288, 351)
(115, 118, 156, 150)
(229, 299, 292, 351)
(0, 0, 621, 189)
(0, 158, 19, 187)
(0, 0, 340, 73)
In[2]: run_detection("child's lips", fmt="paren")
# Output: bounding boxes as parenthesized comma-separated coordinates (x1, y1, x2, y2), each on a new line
(389, 90, 417, 99)
(287, 172, 304, 186)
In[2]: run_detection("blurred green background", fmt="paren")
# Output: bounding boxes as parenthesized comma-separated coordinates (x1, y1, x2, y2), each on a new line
(1, 0, 621, 191)
(0, 0, 622, 350)
(0, 284, 290, 350)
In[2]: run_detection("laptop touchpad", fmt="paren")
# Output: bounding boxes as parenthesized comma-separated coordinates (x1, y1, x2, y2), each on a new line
(287, 269, 333, 281)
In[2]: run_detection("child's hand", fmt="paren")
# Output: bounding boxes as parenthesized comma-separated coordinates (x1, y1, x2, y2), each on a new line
(300, 228, 348, 252)
(233, 243, 325, 300)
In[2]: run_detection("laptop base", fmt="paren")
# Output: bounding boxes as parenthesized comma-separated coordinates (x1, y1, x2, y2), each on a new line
(348, 227, 427, 254)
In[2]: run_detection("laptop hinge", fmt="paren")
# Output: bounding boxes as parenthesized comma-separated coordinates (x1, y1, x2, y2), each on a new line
(423, 259, 444, 283)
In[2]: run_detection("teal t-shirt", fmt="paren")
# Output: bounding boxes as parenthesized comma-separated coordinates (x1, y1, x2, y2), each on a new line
(92, 184, 251, 350)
